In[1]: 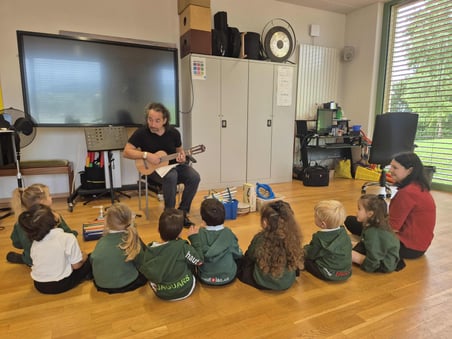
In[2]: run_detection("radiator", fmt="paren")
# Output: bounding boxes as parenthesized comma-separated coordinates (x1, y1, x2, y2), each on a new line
(296, 44, 340, 120)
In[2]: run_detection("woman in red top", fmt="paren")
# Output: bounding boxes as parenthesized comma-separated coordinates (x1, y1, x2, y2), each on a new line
(346, 152, 436, 259)
(388, 152, 436, 258)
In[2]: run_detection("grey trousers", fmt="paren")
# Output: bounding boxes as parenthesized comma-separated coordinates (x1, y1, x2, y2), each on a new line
(148, 164, 200, 213)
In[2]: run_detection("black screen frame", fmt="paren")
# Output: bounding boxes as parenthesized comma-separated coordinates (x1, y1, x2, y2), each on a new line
(16, 30, 180, 127)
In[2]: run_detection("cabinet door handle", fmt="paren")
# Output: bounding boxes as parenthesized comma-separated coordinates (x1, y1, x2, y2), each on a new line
(267, 119, 272, 127)
(222, 120, 227, 128)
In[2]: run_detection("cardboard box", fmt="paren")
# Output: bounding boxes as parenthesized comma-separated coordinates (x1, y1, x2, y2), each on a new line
(179, 5, 212, 36)
(178, 0, 210, 14)
(256, 195, 285, 211)
(180, 29, 212, 58)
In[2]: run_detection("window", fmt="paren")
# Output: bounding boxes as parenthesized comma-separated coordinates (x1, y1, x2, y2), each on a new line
(377, 0, 452, 191)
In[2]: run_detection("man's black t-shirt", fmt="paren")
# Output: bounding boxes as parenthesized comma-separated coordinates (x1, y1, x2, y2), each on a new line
(128, 126, 182, 164)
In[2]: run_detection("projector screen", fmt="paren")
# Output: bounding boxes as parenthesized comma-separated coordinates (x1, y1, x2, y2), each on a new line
(17, 30, 180, 127)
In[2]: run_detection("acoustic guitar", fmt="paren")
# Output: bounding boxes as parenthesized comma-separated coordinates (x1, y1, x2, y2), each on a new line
(135, 144, 206, 176)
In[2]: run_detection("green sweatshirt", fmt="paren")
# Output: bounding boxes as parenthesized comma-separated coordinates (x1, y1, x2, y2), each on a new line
(246, 233, 297, 291)
(194, 225, 243, 285)
(90, 232, 142, 289)
(137, 235, 203, 300)
(304, 226, 352, 281)
(358, 226, 400, 273)
(10, 214, 77, 266)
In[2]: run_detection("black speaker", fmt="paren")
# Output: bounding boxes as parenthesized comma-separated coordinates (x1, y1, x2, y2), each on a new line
(212, 29, 228, 56)
(0, 131, 16, 167)
(227, 27, 241, 58)
(295, 120, 308, 138)
(244, 32, 261, 60)
(214, 11, 228, 31)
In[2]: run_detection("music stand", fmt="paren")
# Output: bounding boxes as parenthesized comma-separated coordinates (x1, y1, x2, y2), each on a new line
(84, 126, 130, 205)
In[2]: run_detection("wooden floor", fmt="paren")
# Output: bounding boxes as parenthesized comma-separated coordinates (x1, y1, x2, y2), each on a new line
(0, 178, 451, 338)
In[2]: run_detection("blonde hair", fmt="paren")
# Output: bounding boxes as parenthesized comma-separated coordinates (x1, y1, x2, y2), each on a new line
(314, 200, 346, 229)
(11, 183, 49, 216)
(105, 203, 141, 261)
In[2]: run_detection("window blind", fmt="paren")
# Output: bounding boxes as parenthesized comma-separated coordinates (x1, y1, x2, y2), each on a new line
(383, 0, 452, 190)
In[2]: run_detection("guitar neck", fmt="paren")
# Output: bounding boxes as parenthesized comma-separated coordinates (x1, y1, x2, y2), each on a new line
(160, 148, 193, 162)
(160, 153, 179, 163)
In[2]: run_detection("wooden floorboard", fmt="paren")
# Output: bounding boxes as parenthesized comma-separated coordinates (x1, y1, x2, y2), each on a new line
(0, 178, 450, 338)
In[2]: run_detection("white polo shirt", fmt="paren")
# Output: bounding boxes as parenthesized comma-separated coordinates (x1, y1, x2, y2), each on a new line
(30, 228, 83, 282)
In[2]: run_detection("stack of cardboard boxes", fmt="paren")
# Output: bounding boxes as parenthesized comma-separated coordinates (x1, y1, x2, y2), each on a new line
(178, 0, 212, 58)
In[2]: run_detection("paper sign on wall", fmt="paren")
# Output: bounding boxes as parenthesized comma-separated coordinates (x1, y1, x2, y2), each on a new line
(276, 66, 293, 106)
(191, 56, 207, 80)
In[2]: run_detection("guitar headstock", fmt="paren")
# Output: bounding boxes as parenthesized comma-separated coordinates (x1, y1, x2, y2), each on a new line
(188, 144, 206, 155)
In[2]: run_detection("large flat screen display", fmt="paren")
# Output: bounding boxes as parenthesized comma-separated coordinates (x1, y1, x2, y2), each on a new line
(17, 31, 179, 127)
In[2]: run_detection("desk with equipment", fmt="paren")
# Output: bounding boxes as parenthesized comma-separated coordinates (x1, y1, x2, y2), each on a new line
(295, 108, 361, 172)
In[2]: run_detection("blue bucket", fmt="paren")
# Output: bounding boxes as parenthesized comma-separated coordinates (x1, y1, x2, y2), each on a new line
(224, 199, 239, 220)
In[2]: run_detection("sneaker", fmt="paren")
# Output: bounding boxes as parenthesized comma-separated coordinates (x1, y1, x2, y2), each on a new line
(183, 215, 195, 228)
(6, 251, 25, 264)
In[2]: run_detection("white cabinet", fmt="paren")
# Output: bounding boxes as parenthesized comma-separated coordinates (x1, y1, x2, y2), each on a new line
(181, 54, 296, 189)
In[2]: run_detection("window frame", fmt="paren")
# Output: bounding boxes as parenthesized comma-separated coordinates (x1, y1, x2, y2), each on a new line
(375, 0, 451, 192)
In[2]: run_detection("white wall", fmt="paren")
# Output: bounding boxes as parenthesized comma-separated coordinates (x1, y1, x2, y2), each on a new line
(0, 0, 380, 199)
(341, 2, 384, 136)
(0, 0, 178, 198)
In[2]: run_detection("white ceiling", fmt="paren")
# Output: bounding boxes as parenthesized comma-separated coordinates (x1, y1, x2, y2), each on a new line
(275, 0, 388, 14)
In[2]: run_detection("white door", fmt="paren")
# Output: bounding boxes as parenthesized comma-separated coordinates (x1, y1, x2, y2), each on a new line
(220, 58, 248, 185)
(247, 61, 274, 182)
(271, 65, 296, 182)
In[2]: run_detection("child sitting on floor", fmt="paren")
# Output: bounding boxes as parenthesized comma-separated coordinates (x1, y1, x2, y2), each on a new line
(19, 204, 91, 294)
(196, 198, 243, 285)
(352, 194, 403, 272)
(304, 200, 352, 281)
(137, 208, 203, 301)
(237, 200, 304, 291)
(90, 203, 147, 293)
(7, 183, 78, 265)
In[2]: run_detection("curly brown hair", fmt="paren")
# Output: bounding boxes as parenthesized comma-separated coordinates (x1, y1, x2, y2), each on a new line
(255, 201, 304, 278)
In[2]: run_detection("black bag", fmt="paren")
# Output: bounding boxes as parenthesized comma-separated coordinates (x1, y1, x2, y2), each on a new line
(80, 166, 105, 189)
(303, 164, 329, 187)
(244, 32, 262, 60)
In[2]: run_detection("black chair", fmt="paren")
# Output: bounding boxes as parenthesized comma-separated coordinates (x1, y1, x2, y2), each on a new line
(361, 112, 419, 197)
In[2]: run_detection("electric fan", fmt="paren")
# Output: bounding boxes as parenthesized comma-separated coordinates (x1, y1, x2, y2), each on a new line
(261, 18, 296, 62)
(0, 107, 36, 148)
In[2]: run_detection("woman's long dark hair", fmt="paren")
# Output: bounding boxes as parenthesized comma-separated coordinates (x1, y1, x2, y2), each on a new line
(393, 152, 430, 191)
